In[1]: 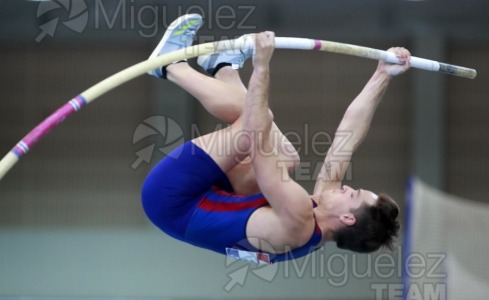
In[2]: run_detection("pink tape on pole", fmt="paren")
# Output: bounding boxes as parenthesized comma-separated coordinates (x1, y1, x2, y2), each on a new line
(313, 40, 322, 50)
(12, 95, 87, 158)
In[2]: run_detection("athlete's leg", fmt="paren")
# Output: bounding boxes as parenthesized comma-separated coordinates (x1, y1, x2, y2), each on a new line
(167, 63, 299, 166)
(149, 22, 297, 192)
(195, 48, 299, 170)
(214, 65, 247, 93)
(207, 66, 299, 194)
(206, 66, 300, 165)
(166, 63, 243, 123)
(146, 15, 254, 183)
(167, 63, 299, 194)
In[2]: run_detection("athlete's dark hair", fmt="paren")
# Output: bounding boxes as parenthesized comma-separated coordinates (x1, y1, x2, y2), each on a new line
(333, 193, 400, 253)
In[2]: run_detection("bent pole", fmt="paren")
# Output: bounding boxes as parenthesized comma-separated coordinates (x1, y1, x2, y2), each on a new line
(0, 37, 476, 181)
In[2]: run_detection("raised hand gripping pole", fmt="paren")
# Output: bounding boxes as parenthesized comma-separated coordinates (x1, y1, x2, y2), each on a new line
(0, 37, 477, 181)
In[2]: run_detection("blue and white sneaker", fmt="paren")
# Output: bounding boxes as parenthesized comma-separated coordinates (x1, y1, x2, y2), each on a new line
(148, 14, 203, 78)
(197, 35, 254, 76)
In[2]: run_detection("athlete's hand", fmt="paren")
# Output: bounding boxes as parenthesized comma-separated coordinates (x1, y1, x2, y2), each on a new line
(253, 31, 275, 70)
(377, 47, 411, 77)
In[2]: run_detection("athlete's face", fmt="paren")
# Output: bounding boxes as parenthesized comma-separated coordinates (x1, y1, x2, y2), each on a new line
(320, 185, 378, 225)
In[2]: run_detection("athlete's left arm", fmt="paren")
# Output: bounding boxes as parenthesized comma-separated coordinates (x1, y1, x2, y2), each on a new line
(243, 32, 315, 247)
(313, 47, 411, 194)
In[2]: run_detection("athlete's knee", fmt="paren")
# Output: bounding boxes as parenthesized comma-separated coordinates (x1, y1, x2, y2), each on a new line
(226, 160, 260, 195)
(235, 128, 252, 155)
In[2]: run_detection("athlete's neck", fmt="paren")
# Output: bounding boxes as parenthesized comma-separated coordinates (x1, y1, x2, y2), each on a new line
(311, 196, 335, 244)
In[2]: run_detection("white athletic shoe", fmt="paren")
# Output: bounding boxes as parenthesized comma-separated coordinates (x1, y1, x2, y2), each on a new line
(197, 35, 254, 76)
(147, 14, 203, 78)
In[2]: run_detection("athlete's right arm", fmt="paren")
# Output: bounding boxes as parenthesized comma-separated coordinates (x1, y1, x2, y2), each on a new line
(242, 32, 314, 247)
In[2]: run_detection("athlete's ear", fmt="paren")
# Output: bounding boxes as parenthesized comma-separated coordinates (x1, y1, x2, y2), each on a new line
(339, 213, 356, 226)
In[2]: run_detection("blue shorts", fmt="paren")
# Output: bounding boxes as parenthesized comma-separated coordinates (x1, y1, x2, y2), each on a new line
(141, 141, 233, 241)
(141, 141, 323, 262)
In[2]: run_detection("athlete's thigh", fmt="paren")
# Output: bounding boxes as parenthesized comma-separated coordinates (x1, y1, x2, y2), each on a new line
(192, 117, 249, 173)
(226, 159, 260, 195)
